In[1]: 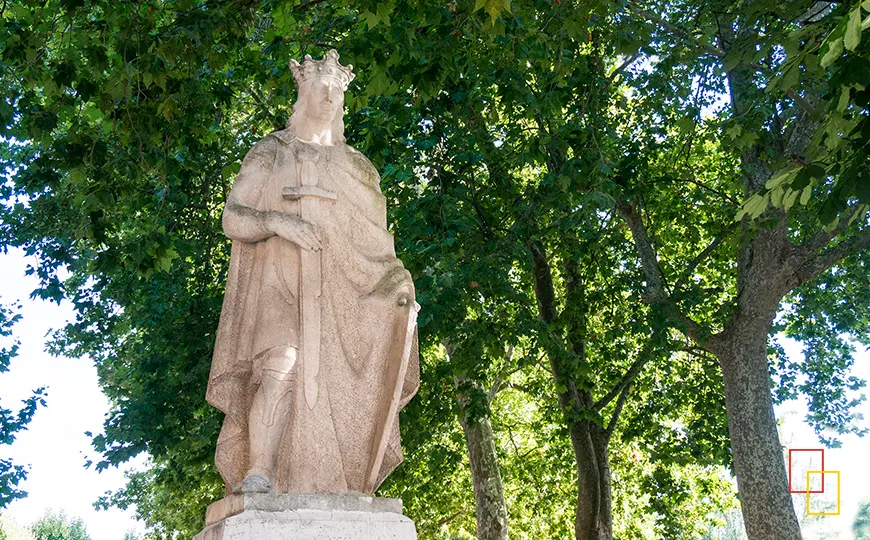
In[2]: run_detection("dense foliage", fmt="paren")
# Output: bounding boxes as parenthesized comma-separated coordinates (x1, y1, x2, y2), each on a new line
(857, 500, 870, 540)
(0, 301, 45, 509)
(29, 511, 90, 540)
(1, 0, 867, 538)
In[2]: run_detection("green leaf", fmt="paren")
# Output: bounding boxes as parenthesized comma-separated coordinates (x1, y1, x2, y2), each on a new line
(157, 96, 179, 120)
(823, 215, 840, 232)
(10, 4, 30, 21)
(157, 248, 178, 272)
(722, 52, 740, 71)
(765, 167, 798, 190)
(821, 37, 844, 68)
(474, 0, 509, 24)
(782, 188, 799, 211)
(800, 184, 813, 206)
(221, 162, 241, 178)
(83, 104, 104, 123)
(771, 186, 784, 208)
(737, 193, 770, 221)
(845, 6, 862, 51)
(838, 86, 851, 112)
(676, 117, 695, 133)
(362, 10, 379, 29)
(725, 123, 743, 139)
(69, 167, 86, 185)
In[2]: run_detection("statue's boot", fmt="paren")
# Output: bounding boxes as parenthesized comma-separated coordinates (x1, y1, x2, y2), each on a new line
(232, 473, 272, 494)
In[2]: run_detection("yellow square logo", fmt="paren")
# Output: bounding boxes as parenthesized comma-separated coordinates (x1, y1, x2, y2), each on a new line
(805, 470, 840, 516)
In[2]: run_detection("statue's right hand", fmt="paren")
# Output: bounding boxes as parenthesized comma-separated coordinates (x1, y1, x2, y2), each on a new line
(268, 213, 321, 251)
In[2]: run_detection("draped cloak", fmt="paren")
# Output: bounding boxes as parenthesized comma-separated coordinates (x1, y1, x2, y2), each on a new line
(206, 128, 420, 495)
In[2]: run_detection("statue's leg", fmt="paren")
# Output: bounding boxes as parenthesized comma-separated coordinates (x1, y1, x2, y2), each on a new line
(235, 346, 297, 494)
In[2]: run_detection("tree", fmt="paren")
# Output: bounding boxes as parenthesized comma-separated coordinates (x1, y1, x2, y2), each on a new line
(29, 511, 90, 540)
(702, 508, 748, 540)
(856, 500, 870, 540)
(610, 1, 870, 538)
(0, 512, 36, 540)
(362, 2, 747, 535)
(0, 300, 46, 508)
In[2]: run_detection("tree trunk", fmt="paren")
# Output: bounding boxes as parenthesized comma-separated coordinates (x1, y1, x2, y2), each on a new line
(457, 399, 510, 540)
(530, 240, 614, 540)
(720, 10, 804, 528)
(591, 426, 613, 539)
(449, 361, 509, 540)
(570, 420, 613, 540)
(717, 322, 801, 540)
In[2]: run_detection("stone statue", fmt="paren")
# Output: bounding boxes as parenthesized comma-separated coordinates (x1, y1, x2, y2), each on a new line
(206, 50, 420, 497)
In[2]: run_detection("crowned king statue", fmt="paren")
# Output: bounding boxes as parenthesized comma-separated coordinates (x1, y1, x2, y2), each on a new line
(205, 50, 420, 497)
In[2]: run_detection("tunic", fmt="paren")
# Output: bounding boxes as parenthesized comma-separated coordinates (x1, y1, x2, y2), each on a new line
(206, 128, 420, 494)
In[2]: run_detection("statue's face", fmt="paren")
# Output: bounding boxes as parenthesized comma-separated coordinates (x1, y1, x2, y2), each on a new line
(305, 78, 344, 126)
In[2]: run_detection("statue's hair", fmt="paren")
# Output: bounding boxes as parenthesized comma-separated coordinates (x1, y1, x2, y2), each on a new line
(285, 80, 346, 144)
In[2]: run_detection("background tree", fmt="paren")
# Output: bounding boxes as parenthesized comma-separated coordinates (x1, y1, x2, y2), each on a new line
(29, 511, 90, 540)
(354, 3, 744, 538)
(0, 512, 37, 540)
(352, 3, 741, 539)
(609, 1, 870, 538)
(856, 500, 870, 540)
(0, 301, 46, 508)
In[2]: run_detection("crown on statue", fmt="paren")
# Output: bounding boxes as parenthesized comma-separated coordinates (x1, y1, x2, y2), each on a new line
(290, 50, 355, 89)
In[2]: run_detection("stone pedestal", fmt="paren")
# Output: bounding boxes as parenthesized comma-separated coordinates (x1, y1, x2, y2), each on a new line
(193, 493, 417, 540)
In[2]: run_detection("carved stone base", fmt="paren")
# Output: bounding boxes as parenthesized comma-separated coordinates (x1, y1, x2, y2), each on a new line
(193, 493, 417, 540)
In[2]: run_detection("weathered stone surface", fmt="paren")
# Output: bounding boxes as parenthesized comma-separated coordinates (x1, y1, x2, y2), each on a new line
(205, 493, 404, 526)
(205, 48, 420, 498)
(193, 494, 416, 540)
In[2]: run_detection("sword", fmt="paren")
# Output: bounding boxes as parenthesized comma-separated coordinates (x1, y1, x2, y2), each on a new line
(283, 161, 336, 411)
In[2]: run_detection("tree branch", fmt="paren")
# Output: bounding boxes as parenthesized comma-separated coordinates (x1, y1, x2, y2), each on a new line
(593, 353, 647, 412)
(607, 53, 641, 84)
(604, 381, 632, 441)
(794, 204, 866, 263)
(530, 240, 558, 323)
(507, 382, 539, 398)
(798, 2, 833, 24)
(673, 223, 738, 293)
(792, 229, 870, 288)
(785, 88, 819, 118)
(615, 200, 668, 300)
(681, 176, 741, 207)
(248, 86, 275, 122)
(616, 199, 716, 349)
(629, 2, 819, 118)
(530, 239, 584, 412)
(488, 346, 517, 403)
(294, 0, 329, 10)
(438, 510, 465, 527)
(626, 1, 726, 58)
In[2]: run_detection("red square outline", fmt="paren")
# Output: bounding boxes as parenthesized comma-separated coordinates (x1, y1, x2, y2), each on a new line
(789, 449, 825, 494)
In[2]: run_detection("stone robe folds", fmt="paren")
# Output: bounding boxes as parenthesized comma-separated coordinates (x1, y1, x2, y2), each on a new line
(206, 128, 420, 495)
